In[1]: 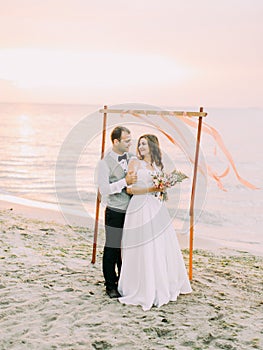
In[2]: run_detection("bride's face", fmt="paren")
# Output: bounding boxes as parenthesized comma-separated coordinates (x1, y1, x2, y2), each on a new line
(138, 138, 150, 157)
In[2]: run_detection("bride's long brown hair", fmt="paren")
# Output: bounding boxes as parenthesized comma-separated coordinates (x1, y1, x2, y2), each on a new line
(137, 134, 164, 170)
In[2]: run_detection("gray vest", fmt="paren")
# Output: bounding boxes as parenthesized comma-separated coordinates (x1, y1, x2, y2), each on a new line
(104, 152, 133, 211)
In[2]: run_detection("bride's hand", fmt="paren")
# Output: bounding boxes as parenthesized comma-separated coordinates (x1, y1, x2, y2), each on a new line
(149, 186, 166, 193)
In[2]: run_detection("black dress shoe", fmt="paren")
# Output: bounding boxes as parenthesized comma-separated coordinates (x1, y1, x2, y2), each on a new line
(106, 289, 121, 298)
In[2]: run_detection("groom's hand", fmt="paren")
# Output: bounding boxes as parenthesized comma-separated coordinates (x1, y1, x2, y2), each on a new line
(125, 171, 137, 185)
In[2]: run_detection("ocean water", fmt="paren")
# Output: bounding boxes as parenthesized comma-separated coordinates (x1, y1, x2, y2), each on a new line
(0, 102, 262, 254)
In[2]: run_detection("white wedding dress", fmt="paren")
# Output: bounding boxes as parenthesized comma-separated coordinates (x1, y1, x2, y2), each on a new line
(118, 161, 192, 311)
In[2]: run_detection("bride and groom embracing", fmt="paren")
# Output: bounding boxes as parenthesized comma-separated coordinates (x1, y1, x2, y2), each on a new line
(97, 126, 192, 311)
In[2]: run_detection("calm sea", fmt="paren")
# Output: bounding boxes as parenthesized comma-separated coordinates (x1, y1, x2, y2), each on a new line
(0, 102, 262, 254)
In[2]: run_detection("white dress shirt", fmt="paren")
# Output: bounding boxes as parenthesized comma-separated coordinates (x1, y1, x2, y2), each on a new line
(97, 151, 128, 197)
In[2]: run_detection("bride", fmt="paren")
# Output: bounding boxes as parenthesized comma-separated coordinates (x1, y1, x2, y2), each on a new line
(118, 134, 192, 311)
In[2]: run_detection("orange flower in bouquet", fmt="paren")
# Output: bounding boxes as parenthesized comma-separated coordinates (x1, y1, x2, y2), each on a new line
(152, 169, 188, 201)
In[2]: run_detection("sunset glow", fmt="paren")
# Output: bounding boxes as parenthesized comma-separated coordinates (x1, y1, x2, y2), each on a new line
(0, 1, 262, 107)
(0, 49, 191, 89)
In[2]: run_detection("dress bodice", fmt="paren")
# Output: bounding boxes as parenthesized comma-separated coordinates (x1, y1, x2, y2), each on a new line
(136, 160, 160, 188)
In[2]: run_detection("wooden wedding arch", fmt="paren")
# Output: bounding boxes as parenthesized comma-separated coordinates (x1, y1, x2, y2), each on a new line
(91, 106, 207, 280)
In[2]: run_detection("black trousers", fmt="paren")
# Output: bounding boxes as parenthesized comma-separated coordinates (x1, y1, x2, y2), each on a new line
(103, 206, 126, 290)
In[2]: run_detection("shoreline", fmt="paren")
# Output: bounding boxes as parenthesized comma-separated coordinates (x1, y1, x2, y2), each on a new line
(0, 198, 262, 258)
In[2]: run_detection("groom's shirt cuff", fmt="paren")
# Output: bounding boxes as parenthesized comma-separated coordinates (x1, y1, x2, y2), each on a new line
(98, 160, 127, 196)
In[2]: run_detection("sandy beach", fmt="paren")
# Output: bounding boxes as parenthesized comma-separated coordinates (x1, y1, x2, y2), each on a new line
(0, 202, 262, 350)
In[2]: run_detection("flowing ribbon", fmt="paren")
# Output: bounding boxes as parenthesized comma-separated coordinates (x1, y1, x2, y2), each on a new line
(120, 110, 258, 191)
(173, 112, 258, 190)
(120, 110, 206, 181)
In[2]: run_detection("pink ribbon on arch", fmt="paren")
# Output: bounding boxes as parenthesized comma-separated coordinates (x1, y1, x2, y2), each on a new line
(161, 114, 228, 191)
(120, 110, 258, 191)
(120, 110, 206, 180)
(173, 112, 258, 190)
(121, 109, 191, 154)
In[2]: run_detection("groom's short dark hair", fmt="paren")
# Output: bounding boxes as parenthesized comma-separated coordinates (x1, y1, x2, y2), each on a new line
(111, 126, 131, 143)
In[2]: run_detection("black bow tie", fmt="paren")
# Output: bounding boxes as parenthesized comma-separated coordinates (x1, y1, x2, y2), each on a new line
(118, 154, 127, 162)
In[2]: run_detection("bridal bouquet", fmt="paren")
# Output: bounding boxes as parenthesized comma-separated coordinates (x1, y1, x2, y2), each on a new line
(152, 169, 188, 201)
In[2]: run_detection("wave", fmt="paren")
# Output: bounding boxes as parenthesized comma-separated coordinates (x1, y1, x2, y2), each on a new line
(0, 193, 96, 221)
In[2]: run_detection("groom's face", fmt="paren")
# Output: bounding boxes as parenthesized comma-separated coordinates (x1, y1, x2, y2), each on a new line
(115, 131, 132, 154)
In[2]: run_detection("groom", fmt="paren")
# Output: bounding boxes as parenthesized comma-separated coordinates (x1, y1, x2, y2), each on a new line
(97, 126, 137, 298)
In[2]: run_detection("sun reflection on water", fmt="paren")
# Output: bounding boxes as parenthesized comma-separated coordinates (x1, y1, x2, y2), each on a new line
(18, 114, 34, 137)
(16, 114, 38, 158)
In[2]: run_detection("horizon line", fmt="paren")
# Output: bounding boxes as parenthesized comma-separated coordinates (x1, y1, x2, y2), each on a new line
(0, 101, 262, 110)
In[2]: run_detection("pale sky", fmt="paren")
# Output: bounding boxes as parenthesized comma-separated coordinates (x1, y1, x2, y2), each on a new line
(0, 0, 262, 107)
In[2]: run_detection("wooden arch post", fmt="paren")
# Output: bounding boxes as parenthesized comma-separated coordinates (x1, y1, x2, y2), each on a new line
(189, 107, 204, 280)
(91, 105, 108, 264)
